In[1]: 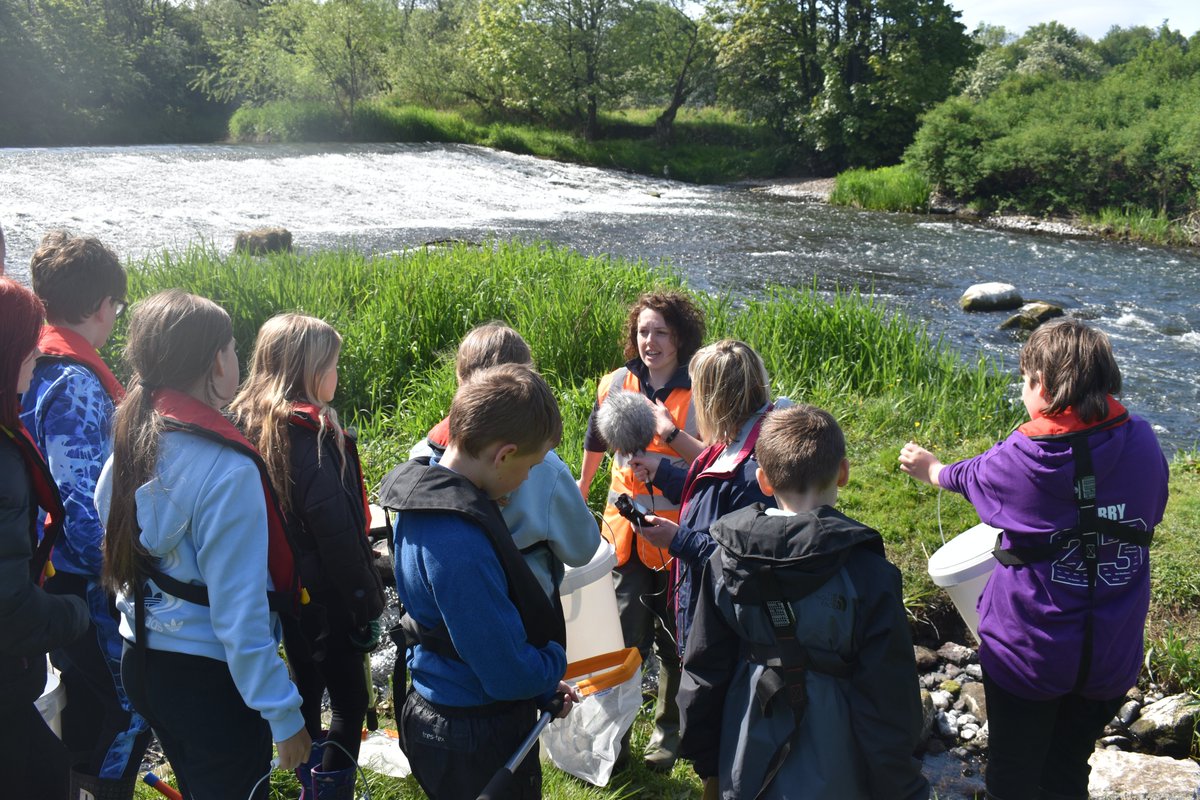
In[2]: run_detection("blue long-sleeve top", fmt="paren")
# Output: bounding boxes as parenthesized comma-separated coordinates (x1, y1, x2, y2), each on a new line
(394, 505, 566, 708)
(95, 431, 305, 741)
(20, 362, 113, 578)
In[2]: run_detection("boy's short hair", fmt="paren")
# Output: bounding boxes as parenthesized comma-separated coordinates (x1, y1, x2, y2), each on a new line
(756, 404, 845, 494)
(1019, 317, 1121, 423)
(449, 363, 562, 457)
(30, 231, 127, 324)
(455, 322, 533, 384)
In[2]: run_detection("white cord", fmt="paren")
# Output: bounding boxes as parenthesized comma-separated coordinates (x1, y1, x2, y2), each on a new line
(937, 487, 947, 546)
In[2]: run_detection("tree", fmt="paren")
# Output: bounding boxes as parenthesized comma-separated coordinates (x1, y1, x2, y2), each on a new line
(196, 0, 394, 131)
(612, 1, 719, 143)
(717, 0, 977, 168)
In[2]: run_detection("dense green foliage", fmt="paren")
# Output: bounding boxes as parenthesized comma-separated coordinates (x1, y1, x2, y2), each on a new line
(906, 25, 1200, 221)
(715, 0, 977, 169)
(0, 0, 232, 144)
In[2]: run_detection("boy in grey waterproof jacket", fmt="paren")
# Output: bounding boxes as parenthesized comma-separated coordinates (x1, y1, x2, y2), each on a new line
(678, 405, 928, 800)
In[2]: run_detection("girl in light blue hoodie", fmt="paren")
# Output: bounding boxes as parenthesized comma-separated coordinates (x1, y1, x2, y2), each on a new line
(96, 290, 310, 799)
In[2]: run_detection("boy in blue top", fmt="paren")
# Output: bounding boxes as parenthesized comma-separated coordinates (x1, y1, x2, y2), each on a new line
(380, 364, 578, 799)
(20, 232, 150, 797)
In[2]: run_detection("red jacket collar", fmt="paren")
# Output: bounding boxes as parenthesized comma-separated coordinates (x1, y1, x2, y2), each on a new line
(427, 416, 450, 449)
(38, 325, 126, 403)
(1018, 396, 1129, 439)
(153, 388, 301, 606)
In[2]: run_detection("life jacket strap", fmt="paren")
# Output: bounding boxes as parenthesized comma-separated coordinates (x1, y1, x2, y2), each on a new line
(744, 565, 854, 800)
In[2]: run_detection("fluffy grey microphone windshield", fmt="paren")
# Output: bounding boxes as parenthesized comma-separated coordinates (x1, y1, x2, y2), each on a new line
(597, 389, 658, 455)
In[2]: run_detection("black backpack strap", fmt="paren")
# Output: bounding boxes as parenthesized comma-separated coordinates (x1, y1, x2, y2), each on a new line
(1069, 433, 1101, 693)
(749, 568, 809, 800)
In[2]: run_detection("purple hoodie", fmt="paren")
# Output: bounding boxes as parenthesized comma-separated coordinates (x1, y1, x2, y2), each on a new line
(940, 413, 1168, 701)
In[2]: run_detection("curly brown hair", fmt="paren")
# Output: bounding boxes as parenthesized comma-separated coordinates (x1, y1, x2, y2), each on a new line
(622, 290, 706, 366)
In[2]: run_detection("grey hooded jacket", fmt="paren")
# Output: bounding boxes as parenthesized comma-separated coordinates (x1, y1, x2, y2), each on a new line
(678, 504, 928, 800)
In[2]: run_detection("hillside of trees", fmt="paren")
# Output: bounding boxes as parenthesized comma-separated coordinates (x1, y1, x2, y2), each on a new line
(2, 0, 978, 170)
(906, 22, 1200, 228)
(3, 0, 1198, 232)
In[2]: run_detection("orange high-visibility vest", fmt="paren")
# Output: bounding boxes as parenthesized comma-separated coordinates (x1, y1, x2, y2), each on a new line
(596, 367, 697, 569)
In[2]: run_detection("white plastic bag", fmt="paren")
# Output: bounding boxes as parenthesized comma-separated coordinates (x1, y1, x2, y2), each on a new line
(356, 729, 411, 778)
(540, 665, 642, 786)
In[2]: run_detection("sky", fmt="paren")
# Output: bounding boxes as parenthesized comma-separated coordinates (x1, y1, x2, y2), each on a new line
(946, 0, 1200, 41)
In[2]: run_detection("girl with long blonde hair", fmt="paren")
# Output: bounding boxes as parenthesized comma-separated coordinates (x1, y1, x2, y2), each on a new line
(632, 339, 786, 654)
(231, 313, 384, 800)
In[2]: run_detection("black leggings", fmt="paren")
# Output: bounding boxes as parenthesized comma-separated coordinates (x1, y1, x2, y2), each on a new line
(983, 672, 1123, 800)
(292, 640, 369, 771)
(122, 646, 273, 800)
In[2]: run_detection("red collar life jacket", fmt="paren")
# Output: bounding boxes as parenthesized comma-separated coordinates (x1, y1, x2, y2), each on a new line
(426, 416, 451, 451)
(1, 423, 63, 585)
(680, 404, 770, 506)
(153, 389, 303, 609)
(289, 402, 372, 541)
(1017, 396, 1129, 440)
(37, 325, 126, 404)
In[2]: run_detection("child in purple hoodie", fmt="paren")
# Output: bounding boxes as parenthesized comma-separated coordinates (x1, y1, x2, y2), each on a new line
(900, 318, 1168, 800)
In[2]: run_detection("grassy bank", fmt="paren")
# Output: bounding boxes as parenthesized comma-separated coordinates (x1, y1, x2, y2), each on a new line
(828, 164, 1200, 248)
(829, 165, 931, 213)
(228, 101, 789, 183)
(119, 242, 1200, 796)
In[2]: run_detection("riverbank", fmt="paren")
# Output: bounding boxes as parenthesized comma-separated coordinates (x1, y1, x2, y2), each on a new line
(755, 177, 1124, 241)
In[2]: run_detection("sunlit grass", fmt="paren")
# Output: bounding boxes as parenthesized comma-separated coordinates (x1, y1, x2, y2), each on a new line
(830, 165, 932, 213)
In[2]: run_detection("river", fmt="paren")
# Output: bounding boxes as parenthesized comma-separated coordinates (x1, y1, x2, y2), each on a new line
(2, 142, 1197, 451)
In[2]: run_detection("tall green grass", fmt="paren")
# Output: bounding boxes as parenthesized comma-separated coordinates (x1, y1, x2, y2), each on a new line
(1087, 206, 1199, 248)
(119, 242, 1015, 486)
(830, 165, 932, 213)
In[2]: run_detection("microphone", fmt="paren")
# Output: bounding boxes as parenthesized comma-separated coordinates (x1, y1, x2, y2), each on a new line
(597, 389, 657, 456)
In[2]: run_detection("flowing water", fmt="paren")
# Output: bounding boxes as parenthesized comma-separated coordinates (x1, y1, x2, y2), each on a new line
(3, 142, 1198, 451)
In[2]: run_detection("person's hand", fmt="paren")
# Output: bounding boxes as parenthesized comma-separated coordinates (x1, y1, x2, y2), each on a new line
(898, 441, 944, 487)
(639, 514, 678, 549)
(576, 477, 590, 500)
(552, 681, 581, 719)
(629, 454, 661, 485)
(274, 727, 313, 771)
(349, 618, 382, 652)
(651, 400, 678, 439)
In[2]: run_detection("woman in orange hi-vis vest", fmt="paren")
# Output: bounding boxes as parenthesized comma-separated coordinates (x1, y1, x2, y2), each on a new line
(577, 290, 705, 773)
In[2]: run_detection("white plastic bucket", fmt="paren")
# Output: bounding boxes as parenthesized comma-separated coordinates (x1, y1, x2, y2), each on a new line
(36, 666, 67, 739)
(559, 540, 624, 665)
(927, 522, 1002, 643)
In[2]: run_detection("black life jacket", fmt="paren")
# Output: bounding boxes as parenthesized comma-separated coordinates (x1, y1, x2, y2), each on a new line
(379, 458, 566, 701)
(991, 398, 1151, 692)
(0, 423, 63, 585)
(712, 505, 881, 800)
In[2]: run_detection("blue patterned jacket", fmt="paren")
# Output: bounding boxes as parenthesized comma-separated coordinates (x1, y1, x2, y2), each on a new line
(20, 361, 115, 578)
